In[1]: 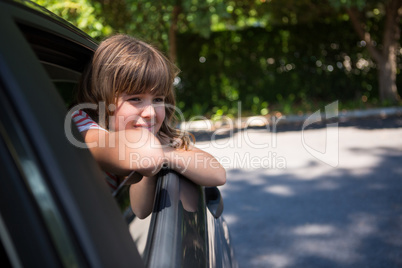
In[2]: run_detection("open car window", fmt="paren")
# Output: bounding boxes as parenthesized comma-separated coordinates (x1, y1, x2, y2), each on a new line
(20, 26, 232, 266)
(15, 18, 157, 260)
(17, 22, 93, 107)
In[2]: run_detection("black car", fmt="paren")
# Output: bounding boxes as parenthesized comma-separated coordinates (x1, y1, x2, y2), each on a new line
(0, 0, 237, 267)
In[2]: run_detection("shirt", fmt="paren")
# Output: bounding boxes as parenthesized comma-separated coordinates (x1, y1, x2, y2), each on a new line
(72, 110, 118, 191)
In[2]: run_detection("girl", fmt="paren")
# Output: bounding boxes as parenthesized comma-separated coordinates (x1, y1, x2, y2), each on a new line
(72, 34, 226, 218)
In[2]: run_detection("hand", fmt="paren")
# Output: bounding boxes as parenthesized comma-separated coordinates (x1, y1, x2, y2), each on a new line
(158, 131, 184, 148)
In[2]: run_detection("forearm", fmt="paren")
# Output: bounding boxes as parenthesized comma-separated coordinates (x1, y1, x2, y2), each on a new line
(129, 175, 157, 219)
(164, 146, 226, 187)
(84, 128, 165, 177)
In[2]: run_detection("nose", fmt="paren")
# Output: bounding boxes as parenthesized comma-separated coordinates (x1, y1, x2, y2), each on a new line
(141, 103, 156, 119)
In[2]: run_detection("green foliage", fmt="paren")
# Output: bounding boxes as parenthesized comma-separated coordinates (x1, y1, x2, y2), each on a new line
(33, 0, 112, 40)
(176, 22, 401, 119)
(34, 0, 401, 118)
(103, 0, 224, 51)
(327, 0, 367, 10)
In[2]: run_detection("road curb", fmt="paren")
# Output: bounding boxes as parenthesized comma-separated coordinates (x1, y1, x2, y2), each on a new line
(179, 106, 402, 132)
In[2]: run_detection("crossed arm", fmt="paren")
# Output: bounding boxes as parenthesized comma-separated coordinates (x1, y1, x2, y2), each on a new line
(83, 128, 226, 219)
(130, 144, 227, 218)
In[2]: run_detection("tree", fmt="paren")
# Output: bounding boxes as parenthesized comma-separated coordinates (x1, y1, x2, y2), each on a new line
(221, 0, 401, 103)
(96, 0, 217, 63)
(34, 0, 218, 63)
(338, 0, 402, 103)
(33, 0, 113, 40)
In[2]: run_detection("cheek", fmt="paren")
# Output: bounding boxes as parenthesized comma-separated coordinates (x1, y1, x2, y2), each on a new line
(113, 107, 141, 131)
(157, 107, 166, 121)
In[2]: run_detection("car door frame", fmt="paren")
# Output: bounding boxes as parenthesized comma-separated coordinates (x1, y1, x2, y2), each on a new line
(0, 1, 145, 267)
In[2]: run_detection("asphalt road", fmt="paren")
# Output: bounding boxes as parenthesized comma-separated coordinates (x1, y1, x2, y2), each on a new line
(196, 115, 402, 268)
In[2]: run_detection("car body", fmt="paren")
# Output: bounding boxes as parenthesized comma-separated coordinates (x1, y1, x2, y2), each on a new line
(0, 0, 237, 267)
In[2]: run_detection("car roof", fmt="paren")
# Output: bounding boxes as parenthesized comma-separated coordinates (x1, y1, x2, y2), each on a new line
(4, 0, 98, 49)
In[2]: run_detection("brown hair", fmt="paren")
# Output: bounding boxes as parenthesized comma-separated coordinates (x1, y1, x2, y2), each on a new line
(77, 34, 192, 149)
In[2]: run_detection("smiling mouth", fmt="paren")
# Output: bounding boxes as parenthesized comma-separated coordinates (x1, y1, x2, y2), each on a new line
(134, 125, 154, 130)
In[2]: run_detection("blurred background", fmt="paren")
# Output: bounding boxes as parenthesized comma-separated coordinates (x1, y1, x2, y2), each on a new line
(33, 0, 401, 120)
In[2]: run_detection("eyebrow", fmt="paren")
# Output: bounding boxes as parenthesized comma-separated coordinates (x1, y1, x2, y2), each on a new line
(123, 93, 165, 98)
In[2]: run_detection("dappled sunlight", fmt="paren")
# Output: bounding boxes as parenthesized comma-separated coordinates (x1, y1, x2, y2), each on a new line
(287, 213, 378, 265)
(251, 253, 294, 268)
(199, 125, 402, 166)
(264, 185, 295, 197)
(292, 238, 363, 265)
(348, 213, 378, 236)
(291, 224, 337, 236)
(283, 162, 336, 181)
(208, 125, 402, 267)
(313, 180, 341, 191)
(200, 127, 399, 181)
(222, 213, 239, 227)
(246, 177, 269, 186)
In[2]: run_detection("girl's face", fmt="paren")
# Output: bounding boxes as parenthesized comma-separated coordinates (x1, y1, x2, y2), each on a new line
(111, 92, 166, 134)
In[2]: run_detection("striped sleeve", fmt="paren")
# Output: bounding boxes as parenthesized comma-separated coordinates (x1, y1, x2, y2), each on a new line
(72, 110, 107, 132)
(105, 171, 118, 191)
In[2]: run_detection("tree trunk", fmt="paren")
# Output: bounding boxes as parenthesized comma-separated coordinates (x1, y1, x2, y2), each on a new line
(377, 43, 399, 103)
(346, 1, 402, 103)
(168, 4, 181, 63)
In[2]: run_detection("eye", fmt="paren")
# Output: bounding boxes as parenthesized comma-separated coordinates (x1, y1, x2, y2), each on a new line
(128, 97, 141, 102)
(153, 97, 165, 103)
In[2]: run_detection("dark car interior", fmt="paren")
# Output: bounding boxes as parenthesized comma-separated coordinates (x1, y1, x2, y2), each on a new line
(17, 22, 92, 106)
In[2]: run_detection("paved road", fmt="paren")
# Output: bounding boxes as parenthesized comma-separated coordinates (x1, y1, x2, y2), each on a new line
(196, 115, 402, 268)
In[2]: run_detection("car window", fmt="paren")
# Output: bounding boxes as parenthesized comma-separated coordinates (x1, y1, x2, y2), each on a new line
(15, 21, 155, 259)
(41, 62, 81, 107)
(146, 171, 208, 267)
(17, 23, 90, 107)
(10, 17, 234, 268)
